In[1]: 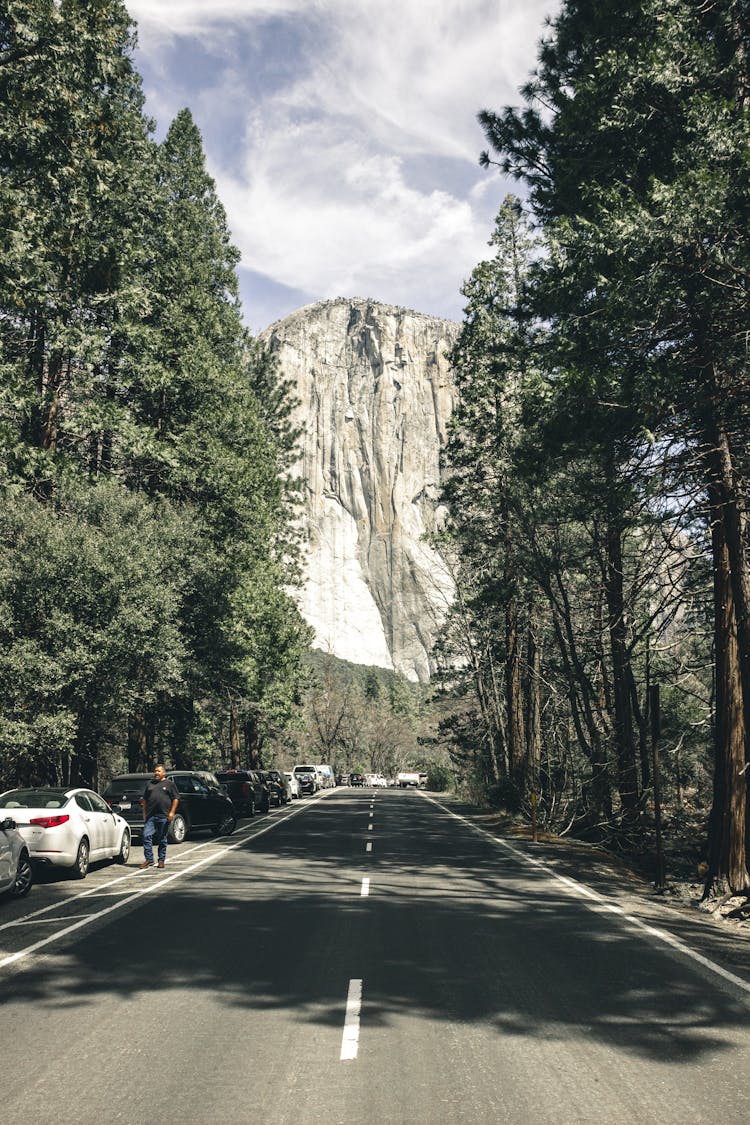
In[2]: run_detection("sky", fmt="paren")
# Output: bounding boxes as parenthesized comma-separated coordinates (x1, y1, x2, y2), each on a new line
(125, 0, 558, 335)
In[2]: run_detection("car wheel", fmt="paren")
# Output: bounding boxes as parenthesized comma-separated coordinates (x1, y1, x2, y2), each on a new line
(247, 798, 255, 817)
(213, 812, 236, 837)
(167, 813, 187, 844)
(116, 829, 130, 864)
(260, 796, 270, 814)
(72, 837, 90, 879)
(10, 851, 33, 898)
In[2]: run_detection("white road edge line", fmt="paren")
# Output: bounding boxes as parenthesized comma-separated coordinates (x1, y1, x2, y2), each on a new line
(360, 878, 370, 897)
(0, 791, 333, 971)
(418, 791, 750, 1000)
(340, 978, 363, 1060)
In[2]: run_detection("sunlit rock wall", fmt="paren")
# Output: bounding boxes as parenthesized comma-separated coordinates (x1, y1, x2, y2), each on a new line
(261, 297, 458, 682)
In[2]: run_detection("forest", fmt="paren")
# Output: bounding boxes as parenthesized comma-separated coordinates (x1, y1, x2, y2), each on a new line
(1, 0, 749, 900)
(0, 1, 311, 789)
(436, 0, 750, 897)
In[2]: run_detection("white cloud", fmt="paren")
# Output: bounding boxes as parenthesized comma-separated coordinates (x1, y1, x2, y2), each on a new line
(125, 0, 557, 327)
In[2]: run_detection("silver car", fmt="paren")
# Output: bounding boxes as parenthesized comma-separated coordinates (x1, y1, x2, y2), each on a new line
(0, 787, 131, 879)
(0, 814, 33, 899)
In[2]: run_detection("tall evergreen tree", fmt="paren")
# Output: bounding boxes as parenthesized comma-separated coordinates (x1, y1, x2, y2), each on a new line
(478, 0, 750, 889)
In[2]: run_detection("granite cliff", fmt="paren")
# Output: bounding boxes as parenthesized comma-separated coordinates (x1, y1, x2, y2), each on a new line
(261, 298, 458, 682)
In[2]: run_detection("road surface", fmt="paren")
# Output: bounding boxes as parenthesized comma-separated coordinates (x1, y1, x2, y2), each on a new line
(1, 788, 749, 1123)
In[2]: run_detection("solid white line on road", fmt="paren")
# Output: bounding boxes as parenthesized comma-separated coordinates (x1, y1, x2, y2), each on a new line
(366, 841, 373, 852)
(340, 978, 363, 1060)
(0, 837, 221, 936)
(360, 878, 370, 897)
(0, 790, 334, 973)
(418, 792, 750, 1001)
(5, 915, 93, 926)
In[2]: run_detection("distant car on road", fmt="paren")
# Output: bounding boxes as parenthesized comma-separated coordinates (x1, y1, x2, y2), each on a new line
(262, 770, 290, 807)
(284, 771, 301, 799)
(0, 814, 33, 899)
(104, 771, 236, 843)
(350, 773, 365, 787)
(0, 787, 130, 879)
(293, 767, 318, 796)
(216, 770, 259, 817)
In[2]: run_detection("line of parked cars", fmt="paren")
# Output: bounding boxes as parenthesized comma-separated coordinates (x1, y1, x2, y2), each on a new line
(0, 761, 336, 899)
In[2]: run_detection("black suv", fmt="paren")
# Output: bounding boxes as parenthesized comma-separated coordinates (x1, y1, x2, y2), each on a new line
(104, 771, 236, 842)
(215, 769, 271, 816)
(350, 772, 365, 787)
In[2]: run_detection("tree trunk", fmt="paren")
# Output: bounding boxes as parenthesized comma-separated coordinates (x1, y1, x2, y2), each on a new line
(706, 484, 749, 892)
(525, 623, 542, 783)
(128, 711, 151, 773)
(229, 698, 241, 769)
(605, 517, 640, 817)
(505, 597, 526, 785)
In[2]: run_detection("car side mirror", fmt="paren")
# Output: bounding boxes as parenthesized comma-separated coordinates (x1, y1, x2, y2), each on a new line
(1, 816, 17, 831)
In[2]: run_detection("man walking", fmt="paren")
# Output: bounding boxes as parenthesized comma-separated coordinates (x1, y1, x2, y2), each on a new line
(140, 764, 180, 869)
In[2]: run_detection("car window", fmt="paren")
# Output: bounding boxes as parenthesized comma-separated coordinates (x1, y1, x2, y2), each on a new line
(104, 778, 148, 798)
(0, 789, 67, 808)
(173, 776, 194, 794)
(87, 792, 110, 814)
(191, 777, 209, 794)
(74, 793, 93, 811)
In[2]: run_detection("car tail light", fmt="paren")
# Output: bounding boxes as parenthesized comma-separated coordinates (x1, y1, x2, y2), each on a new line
(241, 783, 249, 796)
(29, 814, 70, 828)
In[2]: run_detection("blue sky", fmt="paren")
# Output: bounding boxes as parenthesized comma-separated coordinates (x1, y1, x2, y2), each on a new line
(125, 0, 557, 334)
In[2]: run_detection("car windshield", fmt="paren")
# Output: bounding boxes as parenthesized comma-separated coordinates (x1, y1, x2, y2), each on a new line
(0, 789, 69, 809)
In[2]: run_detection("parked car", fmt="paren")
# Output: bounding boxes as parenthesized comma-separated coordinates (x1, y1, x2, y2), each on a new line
(284, 771, 301, 799)
(0, 814, 33, 899)
(0, 787, 130, 879)
(103, 771, 236, 843)
(258, 770, 287, 807)
(350, 773, 365, 787)
(267, 770, 291, 805)
(216, 770, 259, 817)
(293, 764, 319, 795)
(294, 769, 317, 796)
(336, 774, 350, 786)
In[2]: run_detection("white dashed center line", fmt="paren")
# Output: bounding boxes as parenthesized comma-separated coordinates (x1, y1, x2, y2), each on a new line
(360, 878, 370, 897)
(340, 978, 363, 1060)
(367, 823, 373, 831)
(366, 841, 373, 852)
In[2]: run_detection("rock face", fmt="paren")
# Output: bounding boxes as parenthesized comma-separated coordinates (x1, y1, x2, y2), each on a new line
(261, 298, 458, 682)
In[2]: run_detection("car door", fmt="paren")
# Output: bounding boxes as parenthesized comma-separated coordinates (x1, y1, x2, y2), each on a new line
(74, 792, 103, 856)
(86, 791, 118, 855)
(188, 775, 211, 827)
(202, 774, 227, 825)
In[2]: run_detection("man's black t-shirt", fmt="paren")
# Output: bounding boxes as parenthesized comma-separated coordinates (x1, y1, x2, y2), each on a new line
(143, 777, 179, 818)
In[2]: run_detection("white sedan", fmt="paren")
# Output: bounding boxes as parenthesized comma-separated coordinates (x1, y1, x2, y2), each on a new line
(0, 787, 131, 879)
(0, 815, 33, 899)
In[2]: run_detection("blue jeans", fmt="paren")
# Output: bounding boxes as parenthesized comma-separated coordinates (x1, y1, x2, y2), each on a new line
(143, 814, 169, 863)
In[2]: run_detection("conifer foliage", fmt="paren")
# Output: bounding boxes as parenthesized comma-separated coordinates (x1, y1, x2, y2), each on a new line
(443, 0, 750, 892)
(0, 2, 309, 785)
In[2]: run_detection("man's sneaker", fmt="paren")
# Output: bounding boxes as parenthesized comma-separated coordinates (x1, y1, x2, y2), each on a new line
(157, 861, 165, 869)
(139, 861, 154, 869)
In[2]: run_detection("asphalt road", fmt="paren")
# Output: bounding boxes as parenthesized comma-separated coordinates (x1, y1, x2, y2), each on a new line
(1, 788, 749, 1124)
